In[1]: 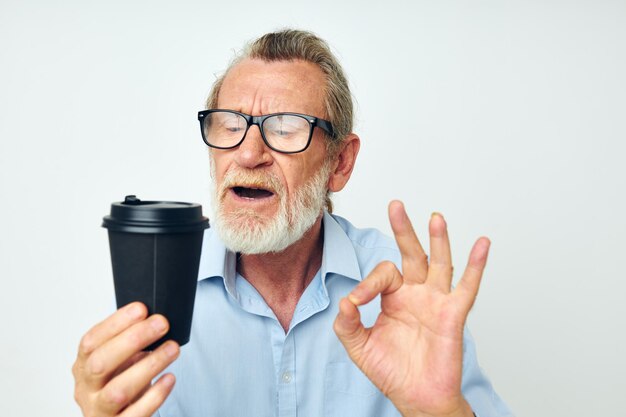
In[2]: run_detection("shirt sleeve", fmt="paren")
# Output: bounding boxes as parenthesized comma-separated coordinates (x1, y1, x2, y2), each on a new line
(461, 328, 515, 417)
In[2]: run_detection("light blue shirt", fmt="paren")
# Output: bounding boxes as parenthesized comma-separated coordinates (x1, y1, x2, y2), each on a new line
(156, 212, 512, 417)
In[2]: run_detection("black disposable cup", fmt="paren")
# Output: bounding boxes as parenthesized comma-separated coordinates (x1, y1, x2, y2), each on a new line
(102, 195, 209, 350)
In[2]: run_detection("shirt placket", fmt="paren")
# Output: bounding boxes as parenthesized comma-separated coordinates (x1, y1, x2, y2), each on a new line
(277, 330, 297, 417)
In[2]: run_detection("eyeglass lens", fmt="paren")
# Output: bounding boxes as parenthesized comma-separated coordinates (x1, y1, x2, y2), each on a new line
(203, 112, 311, 152)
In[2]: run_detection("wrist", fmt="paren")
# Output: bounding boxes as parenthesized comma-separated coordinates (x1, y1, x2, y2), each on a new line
(400, 398, 474, 417)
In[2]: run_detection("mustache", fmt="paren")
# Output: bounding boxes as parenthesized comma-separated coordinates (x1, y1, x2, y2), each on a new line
(219, 169, 285, 199)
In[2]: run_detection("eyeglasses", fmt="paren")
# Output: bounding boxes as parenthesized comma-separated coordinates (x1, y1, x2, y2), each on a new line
(198, 109, 335, 154)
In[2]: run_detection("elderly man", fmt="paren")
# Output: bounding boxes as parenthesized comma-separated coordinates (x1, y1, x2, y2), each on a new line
(73, 30, 512, 417)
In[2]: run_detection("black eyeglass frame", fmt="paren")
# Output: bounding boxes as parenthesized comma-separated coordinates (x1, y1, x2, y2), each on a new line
(197, 109, 336, 154)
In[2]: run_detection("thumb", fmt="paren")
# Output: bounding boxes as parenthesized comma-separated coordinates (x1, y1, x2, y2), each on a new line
(333, 297, 369, 362)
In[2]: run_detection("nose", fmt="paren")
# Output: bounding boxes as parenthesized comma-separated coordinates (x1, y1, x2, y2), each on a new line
(233, 124, 273, 169)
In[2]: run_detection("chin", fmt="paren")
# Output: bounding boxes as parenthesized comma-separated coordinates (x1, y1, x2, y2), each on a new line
(225, 211, 274, 233)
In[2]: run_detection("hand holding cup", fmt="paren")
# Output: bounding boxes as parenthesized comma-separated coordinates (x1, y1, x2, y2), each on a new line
(72, 302, 179, 417)
(73, 196, 210, 416)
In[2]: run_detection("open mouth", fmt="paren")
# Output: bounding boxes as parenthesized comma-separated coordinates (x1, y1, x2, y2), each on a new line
(231, 186, 275, 200)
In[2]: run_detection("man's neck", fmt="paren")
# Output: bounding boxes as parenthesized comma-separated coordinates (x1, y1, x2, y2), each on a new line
(237, 215, 324, 333)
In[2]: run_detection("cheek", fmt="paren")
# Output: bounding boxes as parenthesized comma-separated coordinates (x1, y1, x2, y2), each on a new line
(284, 164, 321, 199)
(275, 158, 308, 196)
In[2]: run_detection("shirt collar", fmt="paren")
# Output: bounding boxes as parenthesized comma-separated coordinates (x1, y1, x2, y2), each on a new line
(197, 227, 238, 298)
(320, 211, 362, 282)
(196, 210, 363, 292)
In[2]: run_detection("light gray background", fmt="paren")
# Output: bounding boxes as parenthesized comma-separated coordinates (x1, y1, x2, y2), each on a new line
(1, 1, 624, 416)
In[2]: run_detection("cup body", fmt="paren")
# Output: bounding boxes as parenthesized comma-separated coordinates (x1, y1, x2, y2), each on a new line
(108, 230, 204, 349)
(103, 196, 209, 350)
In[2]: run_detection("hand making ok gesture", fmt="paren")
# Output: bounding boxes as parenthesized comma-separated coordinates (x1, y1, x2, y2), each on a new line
(334, 200, 490, 417)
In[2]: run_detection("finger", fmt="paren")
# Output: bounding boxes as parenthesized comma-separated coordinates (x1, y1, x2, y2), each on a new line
(333, 297, 369, 363)
(98, 341, 180, 415)
(454, 237, 491, 313)
(348, 261, 403, 306)
(427, 212, 453, 291)
(83, 314, 170, 389)
(112, 351, 149, 379)
(388, 200, 428, 284)
(118, 373, 176, 417)
(78, 302, 148, 362)
(121, 352, 153, 409)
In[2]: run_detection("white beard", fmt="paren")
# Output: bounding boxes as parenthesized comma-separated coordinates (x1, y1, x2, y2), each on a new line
(209, 161, 332, 254)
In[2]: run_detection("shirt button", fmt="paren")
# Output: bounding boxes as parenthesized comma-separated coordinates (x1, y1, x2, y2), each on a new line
(281, 372, 293, 383)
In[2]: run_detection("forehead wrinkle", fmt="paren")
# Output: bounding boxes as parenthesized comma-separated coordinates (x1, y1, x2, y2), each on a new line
(217, 59, 326, 117)
(225, 82, 309, 115)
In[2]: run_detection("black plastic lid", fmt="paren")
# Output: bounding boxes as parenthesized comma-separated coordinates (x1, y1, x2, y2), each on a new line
(102, 195, 210, 234)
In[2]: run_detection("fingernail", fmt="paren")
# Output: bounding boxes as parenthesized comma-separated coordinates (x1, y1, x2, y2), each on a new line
(127, 303, 143, 319)
(161, 373, 176, 387)
(163, 342, 178, 357)
(347, 293, 360, 304)
(151, 316, 168, 332)
(431, 211, 442, 219)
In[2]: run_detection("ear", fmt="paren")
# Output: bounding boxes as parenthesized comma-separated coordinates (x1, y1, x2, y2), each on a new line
(328, 133, 360, 192)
